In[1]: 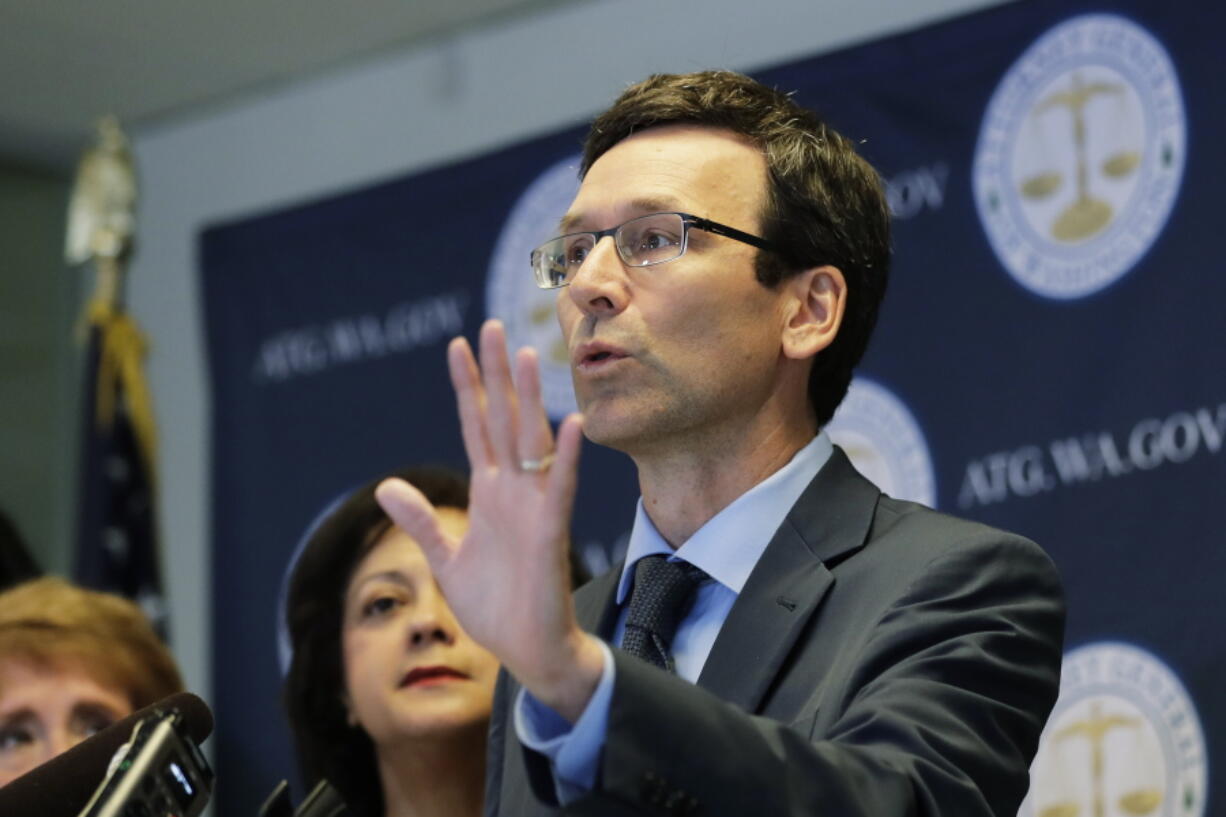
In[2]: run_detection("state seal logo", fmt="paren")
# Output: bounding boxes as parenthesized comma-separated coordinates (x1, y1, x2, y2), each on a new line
(973, 14, 1186, 299)
(1020, 642, 1208, 817)
(826, 378, 936, 507)
(486, 154, 582, 420)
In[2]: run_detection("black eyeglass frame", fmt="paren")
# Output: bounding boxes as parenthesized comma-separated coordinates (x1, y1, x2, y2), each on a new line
(529, 211, 779, 289)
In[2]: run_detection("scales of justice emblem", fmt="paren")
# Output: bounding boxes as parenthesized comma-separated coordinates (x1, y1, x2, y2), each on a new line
(486, 154, 582, 420)
(1020, 642, 1207, 817)
(825, 379, 936, 509)
(1019, 71, 1141, 244)
(974, 14, 1186, 299)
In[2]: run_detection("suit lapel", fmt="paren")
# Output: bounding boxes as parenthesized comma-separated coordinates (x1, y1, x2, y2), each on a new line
(574, 566, 621, 639)
(695, 447, 880, 712)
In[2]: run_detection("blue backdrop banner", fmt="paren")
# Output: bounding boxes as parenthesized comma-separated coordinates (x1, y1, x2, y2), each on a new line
(201, 1, 1223, 814)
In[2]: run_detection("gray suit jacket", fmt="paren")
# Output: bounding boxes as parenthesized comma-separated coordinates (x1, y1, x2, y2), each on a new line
(484, 447, 1065, 816)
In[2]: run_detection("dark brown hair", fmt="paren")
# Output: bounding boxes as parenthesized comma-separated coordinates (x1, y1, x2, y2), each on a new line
(583, 70, 891, 427)
(282, 466, 469, 817)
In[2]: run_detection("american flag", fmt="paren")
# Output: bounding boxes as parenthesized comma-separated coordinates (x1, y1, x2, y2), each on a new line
(73, 301, 167, 636)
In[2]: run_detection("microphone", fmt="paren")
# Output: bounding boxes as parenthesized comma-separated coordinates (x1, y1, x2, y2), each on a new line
(0, 691, 212, 817)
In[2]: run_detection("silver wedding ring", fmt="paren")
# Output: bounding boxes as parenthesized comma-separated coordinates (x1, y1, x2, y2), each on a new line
(519, 453, 555, 473)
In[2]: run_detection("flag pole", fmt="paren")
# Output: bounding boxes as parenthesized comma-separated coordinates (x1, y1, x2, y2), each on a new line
(66, 116, 168, 636)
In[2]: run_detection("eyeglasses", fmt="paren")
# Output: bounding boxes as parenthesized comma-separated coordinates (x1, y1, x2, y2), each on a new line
(529, 211, 777, 289)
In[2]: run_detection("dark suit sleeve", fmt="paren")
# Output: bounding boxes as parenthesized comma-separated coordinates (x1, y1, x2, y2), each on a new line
(531, 534, 1064, 817)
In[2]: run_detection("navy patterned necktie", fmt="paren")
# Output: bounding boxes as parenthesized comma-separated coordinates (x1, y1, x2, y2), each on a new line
(621, 554, 709, 673)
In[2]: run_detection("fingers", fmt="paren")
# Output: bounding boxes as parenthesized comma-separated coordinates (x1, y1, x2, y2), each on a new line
(515, 347, 554, 466)
(479, 321, 519, 467)
(450, 320, 560, 478)
(545, 413, 584, 530)
(374, 478, 457, 568)
(448, 336, 492, 469)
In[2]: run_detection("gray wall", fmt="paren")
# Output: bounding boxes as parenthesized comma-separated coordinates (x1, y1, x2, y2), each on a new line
(124, 0, 1014, 704)
(0, 163, 77, 576)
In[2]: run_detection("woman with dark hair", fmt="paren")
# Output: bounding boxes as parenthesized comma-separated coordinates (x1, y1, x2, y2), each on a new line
(283, 466, 499, 817)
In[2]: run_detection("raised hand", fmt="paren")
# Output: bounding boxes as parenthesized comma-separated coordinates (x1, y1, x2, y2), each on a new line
(375, 319, 604, 720)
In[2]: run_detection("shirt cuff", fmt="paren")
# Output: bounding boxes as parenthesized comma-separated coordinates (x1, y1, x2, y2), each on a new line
(513, 640, 615, 802)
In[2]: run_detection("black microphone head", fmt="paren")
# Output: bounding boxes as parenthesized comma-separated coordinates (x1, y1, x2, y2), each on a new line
(0, 691, 213, 817)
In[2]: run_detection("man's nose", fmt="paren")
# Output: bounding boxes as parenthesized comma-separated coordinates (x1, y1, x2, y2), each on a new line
(567, 236, 627, 316)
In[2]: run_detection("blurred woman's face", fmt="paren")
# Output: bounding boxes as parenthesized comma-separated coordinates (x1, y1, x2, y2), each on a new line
(0, 660, 131, 786)
(341, 509, 499, 748)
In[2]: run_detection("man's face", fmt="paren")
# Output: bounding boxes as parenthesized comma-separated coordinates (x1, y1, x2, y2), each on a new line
(557, 124, 797, 454)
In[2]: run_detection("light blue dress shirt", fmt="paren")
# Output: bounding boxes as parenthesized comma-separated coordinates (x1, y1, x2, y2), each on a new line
(514, 432, 834, 802)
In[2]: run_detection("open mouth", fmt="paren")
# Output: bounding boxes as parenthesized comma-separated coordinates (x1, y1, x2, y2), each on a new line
(577, 343, 629, 368)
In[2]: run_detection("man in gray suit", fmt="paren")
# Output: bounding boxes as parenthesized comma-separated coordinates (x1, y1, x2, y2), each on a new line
(376, 71, 1065, 816)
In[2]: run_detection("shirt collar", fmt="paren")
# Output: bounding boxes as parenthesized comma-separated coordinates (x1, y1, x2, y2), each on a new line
(616, 432, 834, 604)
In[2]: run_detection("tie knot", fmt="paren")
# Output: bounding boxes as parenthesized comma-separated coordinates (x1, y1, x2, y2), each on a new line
(621, 555, 709, 672)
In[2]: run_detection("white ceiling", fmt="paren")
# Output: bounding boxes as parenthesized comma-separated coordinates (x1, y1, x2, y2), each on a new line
(0, 0, 575, 173)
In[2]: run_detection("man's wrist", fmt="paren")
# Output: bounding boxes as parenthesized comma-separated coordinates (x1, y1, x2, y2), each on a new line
(515, 631, 605, 723)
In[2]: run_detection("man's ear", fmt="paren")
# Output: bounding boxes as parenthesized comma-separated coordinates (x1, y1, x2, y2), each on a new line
(781, 265, 846, 361)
